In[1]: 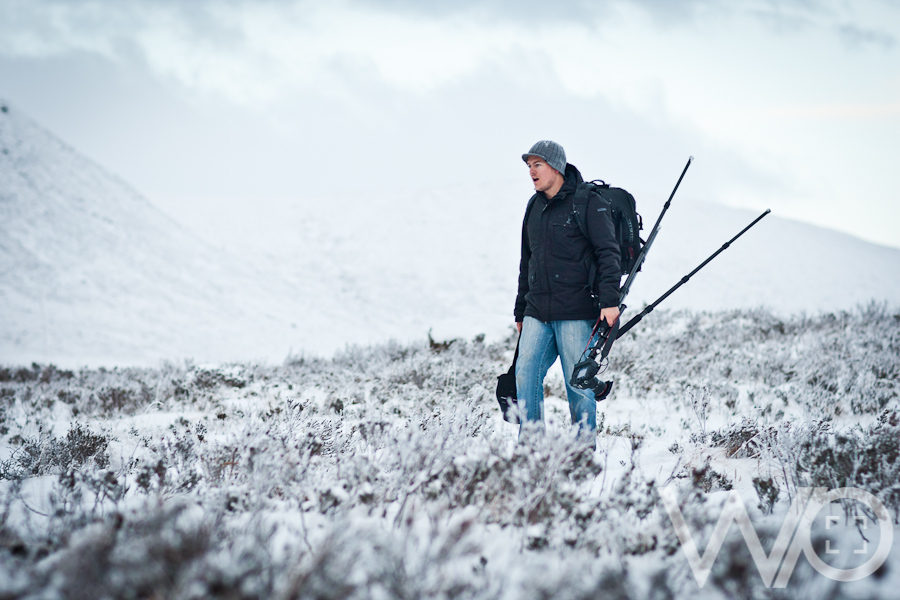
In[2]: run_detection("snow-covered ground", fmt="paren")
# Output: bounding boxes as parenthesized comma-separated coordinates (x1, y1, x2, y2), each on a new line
(1, 307, 898, 598)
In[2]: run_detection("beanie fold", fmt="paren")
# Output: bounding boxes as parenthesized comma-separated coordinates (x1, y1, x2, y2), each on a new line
(522, 140, 566, 173)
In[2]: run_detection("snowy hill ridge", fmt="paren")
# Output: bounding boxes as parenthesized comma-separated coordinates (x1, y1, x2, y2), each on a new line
(2, 101, 899, 367)
(0, 102, 326, 366)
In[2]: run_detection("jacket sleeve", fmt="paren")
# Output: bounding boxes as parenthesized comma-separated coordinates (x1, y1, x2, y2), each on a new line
(586, 192, 621, 308)
(514, 208, 531, 321)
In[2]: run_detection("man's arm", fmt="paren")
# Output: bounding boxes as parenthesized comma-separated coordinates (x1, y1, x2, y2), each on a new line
(514, 201, 534, 326)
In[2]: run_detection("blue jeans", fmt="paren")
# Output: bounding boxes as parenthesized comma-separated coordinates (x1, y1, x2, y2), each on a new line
(515, 317, 598, 439)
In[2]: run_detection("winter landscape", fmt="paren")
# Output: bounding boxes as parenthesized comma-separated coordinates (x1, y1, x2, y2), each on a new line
(2, 1, 900, 597)
(2, 97, 900, 598)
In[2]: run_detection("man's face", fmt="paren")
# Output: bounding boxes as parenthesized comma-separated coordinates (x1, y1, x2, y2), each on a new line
(526, 156, 561, 194)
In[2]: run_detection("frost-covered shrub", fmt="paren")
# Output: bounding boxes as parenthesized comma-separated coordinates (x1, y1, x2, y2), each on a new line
(1, 422, 110, 479)
(752, 476, 780, 515)
(326, 334, 504, 403)
(187, 365, 250, 390)
(0, 362, 270, 423)
(11, 505, 215, 600)
(793, 411, 900, 521)
(93, 385, 145, 412)
(670, 460, 733, 494)
(0, 391, 11, 435)
(708, 417, 777, 458)
(432, 431, 601, 526)
(610, 304, 900, 417)
(1, 310, 897, 599)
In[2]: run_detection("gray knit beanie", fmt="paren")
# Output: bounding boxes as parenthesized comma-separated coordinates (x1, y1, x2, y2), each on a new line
(522, 140, 566, 174)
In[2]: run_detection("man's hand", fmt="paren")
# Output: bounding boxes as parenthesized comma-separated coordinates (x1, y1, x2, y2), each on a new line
(516, 321, 523, 334)
(600, 306, 620, 327)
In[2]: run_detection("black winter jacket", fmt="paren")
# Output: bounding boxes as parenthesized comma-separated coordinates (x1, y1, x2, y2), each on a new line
(514, 164, 621, 323)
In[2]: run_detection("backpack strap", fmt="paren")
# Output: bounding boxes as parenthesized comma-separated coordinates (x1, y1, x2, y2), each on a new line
(572, 183, 593, 240)
(573, 179, 611, 235)
(573, 181, 608, 300)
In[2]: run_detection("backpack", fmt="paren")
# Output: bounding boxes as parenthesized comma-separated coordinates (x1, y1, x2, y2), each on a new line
(573, 181, 643, 276)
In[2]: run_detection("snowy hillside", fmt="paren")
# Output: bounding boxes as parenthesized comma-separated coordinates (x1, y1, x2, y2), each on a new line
(0, 102, 355, 366)
(160, 175, 900, 343)
(2, 101, 899, 368)
(625, 201, 900, 314)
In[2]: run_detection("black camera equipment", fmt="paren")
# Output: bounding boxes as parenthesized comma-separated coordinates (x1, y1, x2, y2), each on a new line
(570, 318, 619, 401)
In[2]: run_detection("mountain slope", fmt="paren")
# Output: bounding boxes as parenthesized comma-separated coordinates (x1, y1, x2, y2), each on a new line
(161, 184, 900, 337)
(0, 102, 342, 366)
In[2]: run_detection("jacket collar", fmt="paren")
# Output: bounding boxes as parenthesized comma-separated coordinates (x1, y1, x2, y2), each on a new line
(542, 163, 583, 203)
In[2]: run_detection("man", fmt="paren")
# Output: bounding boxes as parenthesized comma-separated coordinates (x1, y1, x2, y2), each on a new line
(514, 140, 621, 440)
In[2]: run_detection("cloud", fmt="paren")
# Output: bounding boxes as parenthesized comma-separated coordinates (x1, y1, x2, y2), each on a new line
(766, 103, 900, 119)
(837, 22, 896, 50)
(0, 0, 537, 105)
(2, 0, 899, 247)
(2, 0, 897, 110)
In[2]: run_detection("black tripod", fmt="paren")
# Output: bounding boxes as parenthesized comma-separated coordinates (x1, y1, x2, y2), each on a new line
(571, 157, 771, 400)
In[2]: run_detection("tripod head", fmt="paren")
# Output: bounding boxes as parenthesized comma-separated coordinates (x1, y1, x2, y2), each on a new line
(570, 317, 620, 401)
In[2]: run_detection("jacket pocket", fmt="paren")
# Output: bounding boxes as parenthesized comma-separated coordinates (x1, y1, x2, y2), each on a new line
(549, 218, 582, 261)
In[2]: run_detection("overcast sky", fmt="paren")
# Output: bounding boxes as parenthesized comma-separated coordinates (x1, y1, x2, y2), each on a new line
(2, 0, 898, 249)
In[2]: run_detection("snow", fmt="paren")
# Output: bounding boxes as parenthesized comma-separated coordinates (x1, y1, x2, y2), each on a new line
(2, 306, 899, 598)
